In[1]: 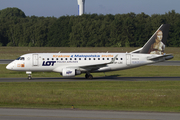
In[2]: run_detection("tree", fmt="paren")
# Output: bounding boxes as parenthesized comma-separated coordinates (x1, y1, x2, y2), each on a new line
(47, 16, 71, 47)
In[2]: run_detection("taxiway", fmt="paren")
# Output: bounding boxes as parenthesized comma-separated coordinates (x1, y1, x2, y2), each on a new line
(0, 108, 180, 120)
(0, 76, 179, 82)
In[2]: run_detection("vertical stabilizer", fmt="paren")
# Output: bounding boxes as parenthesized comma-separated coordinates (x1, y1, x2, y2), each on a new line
(140, 24, 170, 55)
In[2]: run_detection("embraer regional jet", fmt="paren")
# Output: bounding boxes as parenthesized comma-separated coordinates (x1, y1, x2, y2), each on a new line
(6, 24, 173, 80)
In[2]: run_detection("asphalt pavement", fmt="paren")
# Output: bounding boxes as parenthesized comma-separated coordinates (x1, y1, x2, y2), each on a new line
(1, 108, 180, 120)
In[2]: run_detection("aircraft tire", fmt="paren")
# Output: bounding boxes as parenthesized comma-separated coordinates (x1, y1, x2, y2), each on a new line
(85, 74, 88, 79)
(88, 75, 93, 79)
(27, 76, 32, 80)
(85, 74, 93, 79)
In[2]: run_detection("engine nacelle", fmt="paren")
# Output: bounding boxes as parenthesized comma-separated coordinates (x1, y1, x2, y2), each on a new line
(61, 68, 81, 77)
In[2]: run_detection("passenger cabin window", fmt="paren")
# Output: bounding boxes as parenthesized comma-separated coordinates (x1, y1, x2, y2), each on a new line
(116, 58, 118, 60)
(56, 58, 58, 60)
(52, 58, 54, 60)
(74, 58, 76, 60)
(98, 58, 100, 60)
(47, 58, 49, 60)
(93, 58, 95, 60)
(89, 58, 91, 60)
(84, 58, 86, 60)
(107, 58, 109, 60)
(79, 58, 81, 60)
(61, 58, 63, 60)
(102, 58, 105, 60)
(70, 58, 72, 60)
(65, 58, 67, 60)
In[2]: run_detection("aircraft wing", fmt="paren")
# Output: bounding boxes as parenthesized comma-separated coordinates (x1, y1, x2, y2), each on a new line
(66, 55, 118, 71)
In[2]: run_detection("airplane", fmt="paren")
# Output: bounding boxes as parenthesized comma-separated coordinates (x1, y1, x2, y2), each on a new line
(6, 24, 173, 80)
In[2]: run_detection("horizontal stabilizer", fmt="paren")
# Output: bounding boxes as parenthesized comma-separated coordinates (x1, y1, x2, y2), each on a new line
(147, 54, 173, 61)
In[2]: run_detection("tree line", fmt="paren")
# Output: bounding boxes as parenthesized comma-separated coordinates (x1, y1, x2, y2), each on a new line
(0, 7, 180, 47)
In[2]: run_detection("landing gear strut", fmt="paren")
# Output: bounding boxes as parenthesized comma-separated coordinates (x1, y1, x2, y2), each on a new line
(85, 73, 93, 79)
(26, 71, 32, 80)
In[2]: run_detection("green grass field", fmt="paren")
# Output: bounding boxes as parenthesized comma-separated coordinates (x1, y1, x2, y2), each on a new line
(0, 64, 180, 112)
(1, 81, 180, 112)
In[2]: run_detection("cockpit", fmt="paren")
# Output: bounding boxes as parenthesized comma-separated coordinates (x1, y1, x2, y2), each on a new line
(16, 57, 25, 60)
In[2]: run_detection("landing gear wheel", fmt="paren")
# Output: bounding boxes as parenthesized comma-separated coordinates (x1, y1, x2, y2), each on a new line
(85, 73, 93, 79)
(28, 76, 32, 80)
(85, 74, 88, 79)
(88, 75, 93, 79)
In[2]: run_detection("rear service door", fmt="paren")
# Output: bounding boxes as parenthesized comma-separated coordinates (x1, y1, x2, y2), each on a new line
(126, 54, 131, 65)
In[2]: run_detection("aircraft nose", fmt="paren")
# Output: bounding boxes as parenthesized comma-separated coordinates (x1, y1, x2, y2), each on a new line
(6, 63, 13, 70)
(6, 64, 10, 70)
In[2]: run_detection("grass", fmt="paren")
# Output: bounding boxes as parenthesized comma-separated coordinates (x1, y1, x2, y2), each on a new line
(1, 81, 180, 112)
(0, 64, 180, 112)
(0, 47, 180, 60)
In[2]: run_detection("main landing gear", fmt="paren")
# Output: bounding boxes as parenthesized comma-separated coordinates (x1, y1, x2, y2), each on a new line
(85, 73, 93, 79)
(26, 71, 32, 80)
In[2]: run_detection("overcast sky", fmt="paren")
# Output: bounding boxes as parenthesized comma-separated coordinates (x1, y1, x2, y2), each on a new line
(0, 0, 180, 18)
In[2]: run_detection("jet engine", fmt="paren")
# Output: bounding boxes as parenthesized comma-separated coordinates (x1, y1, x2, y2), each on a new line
(61, 68, 81, 77)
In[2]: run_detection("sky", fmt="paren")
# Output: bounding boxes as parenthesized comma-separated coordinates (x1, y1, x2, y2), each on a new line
(0, 0, 180, 18)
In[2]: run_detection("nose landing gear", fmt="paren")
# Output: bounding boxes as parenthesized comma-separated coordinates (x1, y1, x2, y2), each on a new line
(26, 71, 32, 80)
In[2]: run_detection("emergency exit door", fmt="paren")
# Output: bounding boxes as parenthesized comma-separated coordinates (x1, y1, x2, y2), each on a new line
(33, 54, 38, 66)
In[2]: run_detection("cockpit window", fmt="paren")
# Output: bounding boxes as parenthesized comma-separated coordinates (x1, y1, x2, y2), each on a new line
(16, 57, 25, 60)
(16, 57, 21, 60)
(20, 57, 25, 60)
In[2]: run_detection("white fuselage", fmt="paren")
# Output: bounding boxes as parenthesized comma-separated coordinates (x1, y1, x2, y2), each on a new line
(6, 52, 163, 74)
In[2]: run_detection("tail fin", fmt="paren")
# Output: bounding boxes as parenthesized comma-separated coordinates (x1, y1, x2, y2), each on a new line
(140, 24, 170, 54)
(133, 24, 170, 55)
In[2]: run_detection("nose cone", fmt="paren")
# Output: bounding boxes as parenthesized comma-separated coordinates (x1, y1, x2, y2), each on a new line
(6, 63, 12, 70)
(6, 64, 10, 70)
